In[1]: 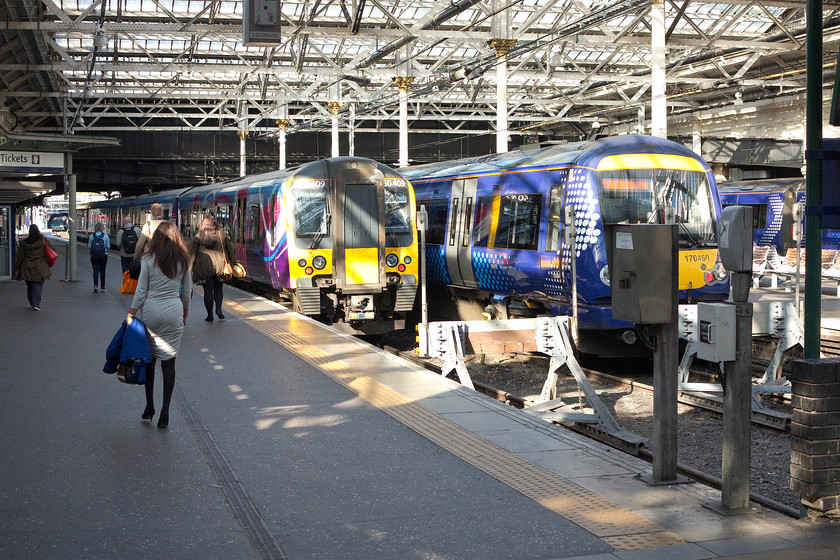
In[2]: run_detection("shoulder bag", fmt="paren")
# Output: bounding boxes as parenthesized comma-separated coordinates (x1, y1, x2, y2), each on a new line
(218, 231, 233, 281)
(44, 242, 57, 267)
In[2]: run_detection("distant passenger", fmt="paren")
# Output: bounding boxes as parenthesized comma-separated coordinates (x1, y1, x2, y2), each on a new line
(115, 216, 141, 273)
(189, 215, 235, 322)
(126, 221, 191, 429)
(14, 224, 54, 310)
(88, 222, 109, 293)
(134, 202, 165, 256)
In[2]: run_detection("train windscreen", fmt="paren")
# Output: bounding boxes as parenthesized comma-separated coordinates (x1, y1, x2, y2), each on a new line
(599, 169, 716, 247)
(385, 184, 413, 247)
(292, 186, 332, 249)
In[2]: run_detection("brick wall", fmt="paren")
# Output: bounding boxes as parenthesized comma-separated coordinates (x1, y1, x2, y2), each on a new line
(789, 357, 840, 518)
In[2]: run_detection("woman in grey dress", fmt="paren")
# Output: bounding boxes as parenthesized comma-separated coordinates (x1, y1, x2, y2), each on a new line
(126, 221, 191, 428)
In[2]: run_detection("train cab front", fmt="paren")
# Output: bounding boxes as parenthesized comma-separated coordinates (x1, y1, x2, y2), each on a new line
(286, 157, 419, 336)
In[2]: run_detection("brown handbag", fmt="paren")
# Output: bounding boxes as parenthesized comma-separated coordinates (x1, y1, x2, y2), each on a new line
(218, 231, 233, 281)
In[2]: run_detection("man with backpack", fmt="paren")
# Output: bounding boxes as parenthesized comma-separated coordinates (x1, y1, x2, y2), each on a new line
(115, 216, 141, 273)
(88, 222, 110, 293)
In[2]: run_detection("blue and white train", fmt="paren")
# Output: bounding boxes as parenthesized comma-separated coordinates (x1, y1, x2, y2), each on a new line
(401, 135, 730, 356)
(717, 177, 840, 252)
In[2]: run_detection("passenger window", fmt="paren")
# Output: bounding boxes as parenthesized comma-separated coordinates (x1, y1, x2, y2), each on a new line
(473, 196, 495, 248)
(249, 204, 261, 242)
(474, 194, 542, 251)
(416, 197, 449, 245)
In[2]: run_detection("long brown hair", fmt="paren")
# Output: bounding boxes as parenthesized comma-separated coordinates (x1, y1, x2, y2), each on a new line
(148, 221, 189, 278)
(197, 215, 222, 249)
(24, 224, 43, 244)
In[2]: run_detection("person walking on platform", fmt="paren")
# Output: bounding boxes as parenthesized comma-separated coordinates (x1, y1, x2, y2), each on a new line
(14, 224, 53, 310)
(115, 216, 141, 273)
(126, 221, 191, 429)
(189, 215, 235, 322)
(88, 222, 109, 293)
(133, 202, 165, 256)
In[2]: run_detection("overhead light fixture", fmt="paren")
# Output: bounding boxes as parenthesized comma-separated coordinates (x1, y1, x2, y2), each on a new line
(448, 66, 485, 82)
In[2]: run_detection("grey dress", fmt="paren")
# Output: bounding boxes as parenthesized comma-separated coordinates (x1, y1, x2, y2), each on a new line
(131, 253, 192, 360)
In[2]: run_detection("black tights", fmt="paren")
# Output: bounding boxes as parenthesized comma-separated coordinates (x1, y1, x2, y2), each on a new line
(203, 277, 224, 318)
(144, 357, 176, 417)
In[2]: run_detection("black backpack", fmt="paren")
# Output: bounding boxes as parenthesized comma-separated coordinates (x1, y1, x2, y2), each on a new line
(90, 232, 107, 258)
(121, 227, 138, 253)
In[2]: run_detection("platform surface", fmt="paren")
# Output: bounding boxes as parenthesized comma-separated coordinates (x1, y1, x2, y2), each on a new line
(1, 238, 839, 560)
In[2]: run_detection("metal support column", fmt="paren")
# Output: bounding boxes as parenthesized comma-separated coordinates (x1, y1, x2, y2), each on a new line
(276, 118, 289, 171)
(650, 0, 667, 139)
(328, 101, 342, 158)
(65, 153, 78, 282)
(652, 223, 678, 482)
(238, 129, 247, 177)
(804, 0, 823, 358)
(721, 272, 753, 511)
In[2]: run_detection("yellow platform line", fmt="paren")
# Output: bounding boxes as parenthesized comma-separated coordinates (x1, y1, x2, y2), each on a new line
(224, 300, 684, 551)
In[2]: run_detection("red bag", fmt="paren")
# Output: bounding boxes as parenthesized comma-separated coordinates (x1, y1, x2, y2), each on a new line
(45, 242, 57, 268)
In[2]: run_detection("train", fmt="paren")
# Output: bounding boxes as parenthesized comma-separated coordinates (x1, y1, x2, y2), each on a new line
(717, 177, 840, 253)
(47, 211, 69, 232)
(400, 134, 730, 356)
(77, 157, 420, 335)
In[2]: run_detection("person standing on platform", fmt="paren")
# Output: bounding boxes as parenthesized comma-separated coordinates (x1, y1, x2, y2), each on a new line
(126, 221, 191, 429)
(189, 215, 235, 322)
(115, 216, 141, 273)
(88, 222, 109, 293)
(14, 224, 53, 310)
(134, 202, 165, 256)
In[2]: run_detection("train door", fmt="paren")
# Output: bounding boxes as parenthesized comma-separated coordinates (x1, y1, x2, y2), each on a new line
(446, 178, 478, 287)
(244, 192, 265, 280)
(542, 182, 568, 301)
(0, 205, 11, 280)
(343, 183, 380, 285)
(235, 189, 248, 265)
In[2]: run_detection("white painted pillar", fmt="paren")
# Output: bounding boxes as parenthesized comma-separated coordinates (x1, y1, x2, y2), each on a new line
(497, 57, 509, 153)
(399, 88, 409, 167)
(650, 0, 667, 139)
(239, 129, 247, 176)
(277, 120, 288, 170)
(692, 119, 702, 155)
(331, 115, 340, 158)
(349, 103, 356, 157)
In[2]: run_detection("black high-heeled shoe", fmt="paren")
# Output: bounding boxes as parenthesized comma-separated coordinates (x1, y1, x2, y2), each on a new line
(157, 413, 169, 428)
(141, 405, 155, 421)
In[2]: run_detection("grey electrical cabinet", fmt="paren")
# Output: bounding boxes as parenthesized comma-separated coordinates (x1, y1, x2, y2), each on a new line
(605, 224, 676, 324)
(696, 302, 737, 362)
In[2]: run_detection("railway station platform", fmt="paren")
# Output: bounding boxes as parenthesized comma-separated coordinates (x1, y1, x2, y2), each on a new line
(2, 237, 840, 560)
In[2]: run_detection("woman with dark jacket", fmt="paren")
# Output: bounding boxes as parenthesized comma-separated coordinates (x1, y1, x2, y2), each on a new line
(188, 216, 235, 322)
(15, 224, 54, 311)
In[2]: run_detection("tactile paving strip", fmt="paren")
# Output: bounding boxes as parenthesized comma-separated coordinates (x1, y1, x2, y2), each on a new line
(226, 300, 685, 552)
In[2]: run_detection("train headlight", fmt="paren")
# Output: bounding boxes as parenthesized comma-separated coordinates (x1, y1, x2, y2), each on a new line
(312, 255, 327, 270)
(298, 259, 307, 268)
(386, 253, 399, 268)
(403, 256, 412, 265)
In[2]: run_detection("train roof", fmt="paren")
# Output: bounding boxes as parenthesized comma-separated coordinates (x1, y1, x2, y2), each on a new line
(399, 135, 709, 181)
(717, 177, 803, 195)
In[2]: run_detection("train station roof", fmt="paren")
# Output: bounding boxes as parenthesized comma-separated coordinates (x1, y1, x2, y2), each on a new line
(0, 0, 838, 143)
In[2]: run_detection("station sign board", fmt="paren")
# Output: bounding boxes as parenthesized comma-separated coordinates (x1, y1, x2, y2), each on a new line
(243, 0, 281, 47)
(0, 151, 64, 174)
